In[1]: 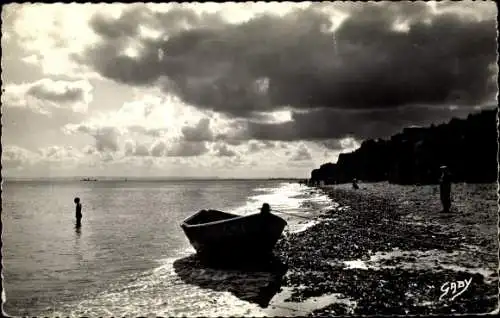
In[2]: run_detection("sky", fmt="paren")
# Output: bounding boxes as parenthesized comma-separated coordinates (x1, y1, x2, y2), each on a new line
(1, 1, 498, 179)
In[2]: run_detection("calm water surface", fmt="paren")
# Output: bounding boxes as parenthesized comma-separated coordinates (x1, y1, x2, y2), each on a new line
(2, 179, 333, 316)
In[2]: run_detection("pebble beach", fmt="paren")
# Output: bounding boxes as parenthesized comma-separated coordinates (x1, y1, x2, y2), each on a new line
(268, 182, 499, 316)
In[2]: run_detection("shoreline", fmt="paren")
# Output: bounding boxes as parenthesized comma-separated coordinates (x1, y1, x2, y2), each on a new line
(267, 182, 498, 316)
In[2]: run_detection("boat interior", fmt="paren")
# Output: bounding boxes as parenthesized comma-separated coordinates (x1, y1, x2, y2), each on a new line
(184, 209, 238, 225)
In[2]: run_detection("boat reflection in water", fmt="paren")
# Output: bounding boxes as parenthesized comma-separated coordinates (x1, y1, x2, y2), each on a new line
(173, 253, 287, 308)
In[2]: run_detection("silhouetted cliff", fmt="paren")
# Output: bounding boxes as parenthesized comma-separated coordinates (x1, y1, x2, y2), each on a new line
(311, 108, 498, 185)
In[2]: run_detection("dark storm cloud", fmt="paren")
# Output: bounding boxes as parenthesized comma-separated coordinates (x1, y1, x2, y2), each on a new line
(90, 5, 146, 39)
(242, 106, 484, 141)
(78, 2, 497, 140)
(90, 5, 224, 40)
(434, 1, 497, 20)
(320, 139, 343, 150)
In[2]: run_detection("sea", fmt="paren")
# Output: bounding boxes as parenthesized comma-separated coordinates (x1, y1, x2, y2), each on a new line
(1, 179, 336, 317)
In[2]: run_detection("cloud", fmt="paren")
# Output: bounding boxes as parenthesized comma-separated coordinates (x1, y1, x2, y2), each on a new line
(59, 92, 233, 160)
(134, 143, 150, 157)
(3, 3, 496, 179)
(124, 140, 135, 156)
(2, 78, 93, 114)
(127, 125, 168, 137)
(246, 140, 276, 153)
(247, 141, 261, 153)
(1, 145, 39, 168)
(318, 137, 361, 151)
(89, 5, 147, 40)
(27, 79, 92, 105)
(75, 2, 496, 121)
(3, 3, 108, 77)
(213, 142, 237, 157)
(240, 105, 487, 141)
(68, 124, 121, 152)
(339, 137, 360, 150)
(92, 127, 121, 152)
(2, 144, 88, 176)
(166, 140, 209, 157)
(150, 140, 167, 157)
(434, 1, 497, 21)
(122, 140, 160, 157)
(290, 144, 312, 161)
(83, 145, 97, 155)
(181, 117, 214, 141)
(1, 101, 90, 154)
(319, 139, 343, 150)
(123, 139, 169, 158)
(64, 92, 213, 145)
(38, 145, 85, 166)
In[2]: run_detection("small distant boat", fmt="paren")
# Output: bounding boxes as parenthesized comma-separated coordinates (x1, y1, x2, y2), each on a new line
(80, 178, 98, 182)
(181, 209, 287, 260)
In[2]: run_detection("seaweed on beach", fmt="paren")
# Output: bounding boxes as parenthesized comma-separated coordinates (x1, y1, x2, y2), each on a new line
(271, 183, 498, 316)
(307, 270, 497, 316)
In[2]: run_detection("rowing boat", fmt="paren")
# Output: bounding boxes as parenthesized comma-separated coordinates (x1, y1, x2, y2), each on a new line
(181, 209, 287, 261)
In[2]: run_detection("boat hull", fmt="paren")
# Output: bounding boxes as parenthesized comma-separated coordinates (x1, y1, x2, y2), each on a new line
(181, 210, 287, 261)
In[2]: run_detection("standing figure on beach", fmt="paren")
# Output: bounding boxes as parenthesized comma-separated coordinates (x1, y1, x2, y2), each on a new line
(74, 197, 83, 227)
(352, 178, 359, 190)
(439, 166, 452, 213)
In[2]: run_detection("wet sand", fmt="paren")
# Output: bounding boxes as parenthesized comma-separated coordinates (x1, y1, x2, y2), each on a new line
(267, 182, 498, 316)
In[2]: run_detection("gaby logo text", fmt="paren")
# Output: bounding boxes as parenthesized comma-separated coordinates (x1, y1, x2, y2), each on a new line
(439, 278, 472, 301)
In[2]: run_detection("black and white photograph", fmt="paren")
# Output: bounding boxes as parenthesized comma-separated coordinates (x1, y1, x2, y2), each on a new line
(1, 1, 498, 316)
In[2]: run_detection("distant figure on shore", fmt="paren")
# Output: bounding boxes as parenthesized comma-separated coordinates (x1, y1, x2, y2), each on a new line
(74, 197, 83, 227)
(260, 203, 271, 215)
(352, 178, 359, 190)
(439, 166, 452, 213)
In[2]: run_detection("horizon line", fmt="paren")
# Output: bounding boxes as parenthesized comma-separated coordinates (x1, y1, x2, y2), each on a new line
(2, 176, 304, 181)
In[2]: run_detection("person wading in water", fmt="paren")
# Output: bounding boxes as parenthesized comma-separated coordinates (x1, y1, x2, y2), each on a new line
(439, 166, 452, 213)
(74, 197, 83, 227)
